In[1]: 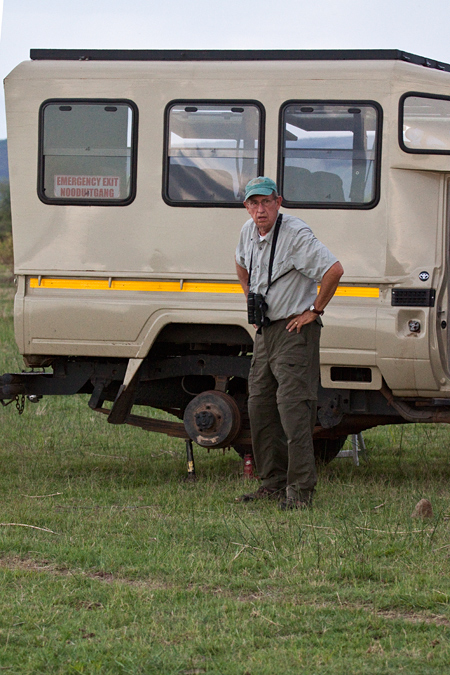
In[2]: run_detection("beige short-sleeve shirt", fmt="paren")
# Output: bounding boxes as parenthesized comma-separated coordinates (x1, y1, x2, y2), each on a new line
(236, 213, 338, 321)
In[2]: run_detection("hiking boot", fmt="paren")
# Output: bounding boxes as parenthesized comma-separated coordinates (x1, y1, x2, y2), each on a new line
(278, 497, 311, 511)
(279, 490, 314, 511)
(235, 485, 282, 503)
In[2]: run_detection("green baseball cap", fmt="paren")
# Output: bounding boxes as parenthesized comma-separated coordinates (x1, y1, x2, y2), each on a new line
(244, 176, 278, 201)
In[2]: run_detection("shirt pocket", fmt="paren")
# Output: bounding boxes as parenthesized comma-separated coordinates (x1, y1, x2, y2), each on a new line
(271, 257, 295, 282)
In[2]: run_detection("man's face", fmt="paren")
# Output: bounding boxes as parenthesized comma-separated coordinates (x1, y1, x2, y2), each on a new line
(244, 193, 283, 232)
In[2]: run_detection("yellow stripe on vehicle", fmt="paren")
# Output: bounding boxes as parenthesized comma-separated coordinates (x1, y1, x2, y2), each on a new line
(29, 278, 244, 294)
(29, 278, 380, 298)
(331, 286, 379, 298)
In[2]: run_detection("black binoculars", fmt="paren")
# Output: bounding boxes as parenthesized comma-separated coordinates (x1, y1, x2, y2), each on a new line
(247, 292, 271, 328)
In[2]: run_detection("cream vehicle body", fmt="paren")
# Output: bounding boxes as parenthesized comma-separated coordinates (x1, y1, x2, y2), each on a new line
(3, 48, 450, 465)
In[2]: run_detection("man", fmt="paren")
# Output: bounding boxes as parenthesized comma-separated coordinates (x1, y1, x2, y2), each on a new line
(235, 176, 344, 509)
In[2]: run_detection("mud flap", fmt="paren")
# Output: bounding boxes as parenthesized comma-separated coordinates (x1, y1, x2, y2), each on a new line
(107, 358, 143, 425)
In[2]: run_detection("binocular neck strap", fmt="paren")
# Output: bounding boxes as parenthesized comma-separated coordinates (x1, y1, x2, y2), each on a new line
(248, 212, 283, 292)
(267, 213, 283, 292)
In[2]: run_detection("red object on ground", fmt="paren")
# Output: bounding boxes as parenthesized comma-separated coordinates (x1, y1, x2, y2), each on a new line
(243, 453, 257, 479)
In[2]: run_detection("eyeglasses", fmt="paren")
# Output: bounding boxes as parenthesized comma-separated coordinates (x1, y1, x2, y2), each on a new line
(245, 198, 276, 210)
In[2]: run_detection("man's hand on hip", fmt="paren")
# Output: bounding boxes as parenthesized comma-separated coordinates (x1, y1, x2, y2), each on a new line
(286, 310, 317, 333)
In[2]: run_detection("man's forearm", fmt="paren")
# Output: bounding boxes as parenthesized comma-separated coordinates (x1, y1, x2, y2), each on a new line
(286, 261, 343, 333)
(235, 261, 250, 299)
(314, 261, 344, 312)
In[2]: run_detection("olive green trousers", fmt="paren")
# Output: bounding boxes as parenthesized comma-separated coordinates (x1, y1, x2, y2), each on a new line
(248, 319, 321, 499)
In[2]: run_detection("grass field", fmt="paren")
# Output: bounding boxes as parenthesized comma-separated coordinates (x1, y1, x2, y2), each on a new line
(0, 271, 449, 673)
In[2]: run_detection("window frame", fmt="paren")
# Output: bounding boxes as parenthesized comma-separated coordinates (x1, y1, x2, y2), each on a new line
(37, 98, 139, 206)
(162, 99, 266, 208)
(399, 91, 450, 155)
(278, 99, 383, 210)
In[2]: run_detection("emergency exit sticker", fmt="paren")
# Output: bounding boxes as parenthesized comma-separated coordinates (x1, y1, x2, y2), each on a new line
(54, 175, 120, 199)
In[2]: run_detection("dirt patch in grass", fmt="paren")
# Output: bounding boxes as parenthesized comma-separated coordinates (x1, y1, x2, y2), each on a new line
(69, 600, 104, 610)
(0, 556, 169, 590)
(207, 583, 450, 626)
(377, 609, 450, 626)
(0, 556, 69, 575)
(1, 556, 450, 628)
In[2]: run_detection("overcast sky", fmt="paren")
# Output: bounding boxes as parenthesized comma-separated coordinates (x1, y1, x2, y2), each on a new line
(1, 0, 450, 138)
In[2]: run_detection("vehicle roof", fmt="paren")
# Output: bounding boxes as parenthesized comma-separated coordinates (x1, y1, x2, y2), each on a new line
(29, 49, 450, 74)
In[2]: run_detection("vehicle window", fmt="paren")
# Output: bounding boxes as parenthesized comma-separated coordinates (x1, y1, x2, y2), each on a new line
(280, 102, 381, 208)
(401, 93, 450, 153)
(164, 101, 264, 205)
(38, 100, 138, 205)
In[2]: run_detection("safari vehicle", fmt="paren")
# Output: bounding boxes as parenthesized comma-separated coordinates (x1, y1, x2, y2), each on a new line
(3, 48, 450, 471)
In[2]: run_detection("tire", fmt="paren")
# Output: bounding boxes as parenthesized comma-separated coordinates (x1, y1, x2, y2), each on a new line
(313, 436, 347, 465)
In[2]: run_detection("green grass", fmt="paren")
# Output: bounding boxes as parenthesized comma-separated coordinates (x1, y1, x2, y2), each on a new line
(0, 269, 449, 673)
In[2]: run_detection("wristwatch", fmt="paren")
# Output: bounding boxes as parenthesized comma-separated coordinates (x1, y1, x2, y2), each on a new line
(309, 304, 324, 316)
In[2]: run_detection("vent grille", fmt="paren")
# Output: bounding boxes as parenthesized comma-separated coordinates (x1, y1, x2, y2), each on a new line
(330, 367, 372, 383)
(391, 288, 435, 307)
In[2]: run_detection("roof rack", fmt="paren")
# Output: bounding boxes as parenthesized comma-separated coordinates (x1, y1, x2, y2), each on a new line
(29, 49, 450, 72)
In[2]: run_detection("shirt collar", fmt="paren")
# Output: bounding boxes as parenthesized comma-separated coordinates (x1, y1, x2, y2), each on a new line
(251, 218, 278, 245)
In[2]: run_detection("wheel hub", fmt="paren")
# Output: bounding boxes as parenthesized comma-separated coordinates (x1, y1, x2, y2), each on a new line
(183, 390, 241, 448)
